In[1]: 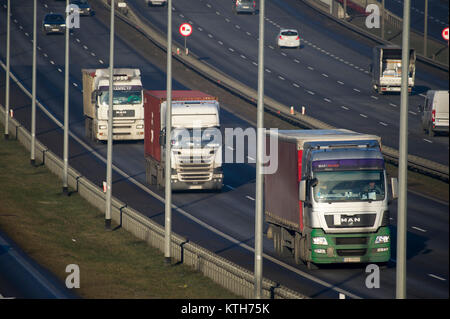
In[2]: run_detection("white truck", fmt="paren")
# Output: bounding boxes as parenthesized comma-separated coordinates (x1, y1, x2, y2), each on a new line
(144, 90, 223, 191)
(82, 68, 145, 141)
(371, 45, 416, 94)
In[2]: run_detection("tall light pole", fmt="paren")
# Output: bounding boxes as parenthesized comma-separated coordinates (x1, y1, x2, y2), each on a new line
(63, 0, 70, 194)
(254, 0, 265, 299)
(381, 0, 385, 40)
(164, 0, 173, 265)
(423, 0, 428, 57)
(105, 0, 115, 230)
(31, 0, 37, 165)
(396, 0, 411, 300)
(4, 0, 10, 139)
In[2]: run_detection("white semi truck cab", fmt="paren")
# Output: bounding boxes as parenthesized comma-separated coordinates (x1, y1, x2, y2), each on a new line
(82, 68, 145, 141)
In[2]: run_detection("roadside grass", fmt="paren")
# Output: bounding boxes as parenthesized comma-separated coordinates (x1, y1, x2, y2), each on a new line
(0, 124, 239, 299)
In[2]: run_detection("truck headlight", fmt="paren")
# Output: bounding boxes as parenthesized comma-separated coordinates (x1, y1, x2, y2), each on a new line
(136, 124, 144, 129)
(312, 237, 328, 245)
(375, 235, 390, 244)
(99, 125, 107, 130)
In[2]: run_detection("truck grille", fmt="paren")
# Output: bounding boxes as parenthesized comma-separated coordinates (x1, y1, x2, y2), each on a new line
(177, 156, 213, 182)
(334, 237, 368, 245)
(336, 249, 367, 257)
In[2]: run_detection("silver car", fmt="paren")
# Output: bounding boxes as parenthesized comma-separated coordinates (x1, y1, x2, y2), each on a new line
(233, 0, 256, 14)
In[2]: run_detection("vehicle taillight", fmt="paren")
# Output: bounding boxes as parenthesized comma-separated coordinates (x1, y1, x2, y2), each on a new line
(432, 109, 436, 123)
(253, 1, 256, 7)
(296, 36, 300, 40)
(279, 36, 283, 39)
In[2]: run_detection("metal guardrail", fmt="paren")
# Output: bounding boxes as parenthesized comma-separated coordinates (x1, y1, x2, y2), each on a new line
(103, 0, 449, 181)
(0, 62, 308, 299)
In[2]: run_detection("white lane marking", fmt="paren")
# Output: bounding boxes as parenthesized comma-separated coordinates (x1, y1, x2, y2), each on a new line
(278, 76, 285, 80)
(99, 60, 104, 64)
(198, 27, 203, 31)
(371, 95, 378, 100)
(428, 274, 446, 281)
(337, 80, 344, 85)
(389, 103, 397, 107)
(265, 68, 271, 73)
(268, 45, 275, 49)
(409, 111, 417, 115)
(25, 32, 29, 37)
(218, 41, 223, 45)
(412, 226, 427, 232)
(91, 52, 96, 57)
(225, 18, 230, 22)
(206, 3, 212, 8)
(353, 88, 361, 92)
(307, 90, 315, 95)
(228, 47, 234, 52)
(322, 73, 328, 77)
(216, 11, 220, 15)
(246, 195, 255, 201)
(246, 32, 251, 36)
(360, 114, 368, 118)
(341, 106, 349, 110)
(225, 184, 235, 190)
(307, 66, 314, 70)
(208, 34, 213, 38)
(57, 68, 62, 73)
(235, 25, 240, 29)
(379, 122, 388, 126)
(294, 59, 300, 63)
(76, 38, 80, 43)
(281, 52, 287, 56)
(293, 83, 300, 88)
(324, 98, 331, 103)
(252, 61, 258, 66)
(240, 54, 246, 59)
(50, 60, 55, 65)
(423, 139, 433, 143)
(83, 45, 88, 50)
(43, 53, 48, 58)
(73, 83, 78, 87)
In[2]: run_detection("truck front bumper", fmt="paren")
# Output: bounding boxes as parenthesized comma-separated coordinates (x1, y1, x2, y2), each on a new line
(309, 227, 391, 264)
(170, 168, 223, 191)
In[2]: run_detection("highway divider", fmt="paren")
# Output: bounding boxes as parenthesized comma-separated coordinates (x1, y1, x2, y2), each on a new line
(0, 63, 307, 299)
(101, 0, 448, 181)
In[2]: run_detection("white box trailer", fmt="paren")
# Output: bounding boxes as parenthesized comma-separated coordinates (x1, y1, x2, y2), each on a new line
(82, 68, 145, 141)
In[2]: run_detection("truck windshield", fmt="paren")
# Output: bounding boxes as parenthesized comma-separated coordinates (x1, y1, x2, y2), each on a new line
(171, 127, 221, 148)
(100, 90, 142, 105)
(313, 170, 385, 203)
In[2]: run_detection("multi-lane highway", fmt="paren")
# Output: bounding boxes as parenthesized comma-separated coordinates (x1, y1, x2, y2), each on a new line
(0, 0, 448, 298)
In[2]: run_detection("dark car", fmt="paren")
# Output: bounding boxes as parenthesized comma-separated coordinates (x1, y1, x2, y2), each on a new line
(42, 13, 66, 34)
(232, 0, 256, 14)
(69, 0, 92, 16)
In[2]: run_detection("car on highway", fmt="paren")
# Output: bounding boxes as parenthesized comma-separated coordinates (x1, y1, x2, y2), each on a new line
(233, 0, 256, 14)
(277, 29, 301, 49)
(69, 0, 92, 16)
(420, 90, 449, 137)
(42, 13, 66, 34)
(146, 0, 167, 6)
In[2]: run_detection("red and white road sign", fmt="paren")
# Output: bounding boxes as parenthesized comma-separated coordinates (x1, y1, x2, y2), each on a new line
(442, 27, 449, 41)
(179, 23, 192, 37)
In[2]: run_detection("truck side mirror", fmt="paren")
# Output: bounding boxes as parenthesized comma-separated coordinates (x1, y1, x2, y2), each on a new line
(91, 90, 98, 104)
(391, 177, 398, 200)
(159, 129, 166, 146)
(299, 180, 307, 202)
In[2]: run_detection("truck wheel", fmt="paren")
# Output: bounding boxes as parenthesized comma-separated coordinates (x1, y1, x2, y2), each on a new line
(273, 227, 281, 255)
(294, 233, 302, 265)
(428, 124, 435, 137)
(85, 118, 93, 141)
(307, 261, 319, 270)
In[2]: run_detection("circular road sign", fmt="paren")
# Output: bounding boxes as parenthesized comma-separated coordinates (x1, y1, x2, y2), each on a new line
(179, 23, 192, 37)
(443, 27, 449, 41)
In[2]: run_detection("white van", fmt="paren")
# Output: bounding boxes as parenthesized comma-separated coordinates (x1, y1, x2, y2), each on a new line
(420, 90, 449, 137)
